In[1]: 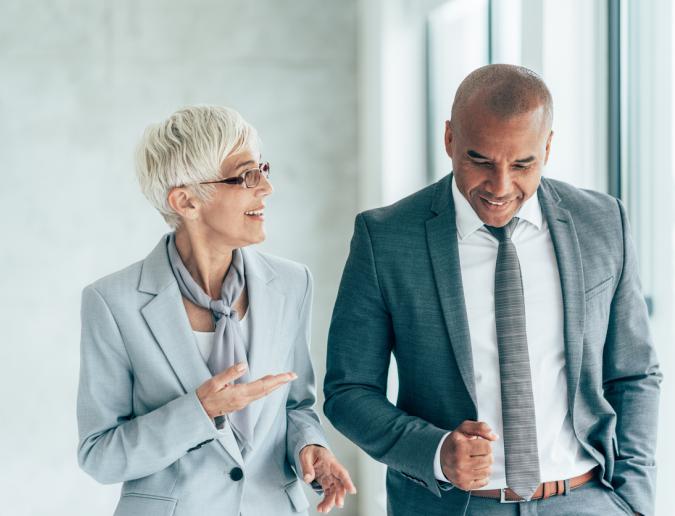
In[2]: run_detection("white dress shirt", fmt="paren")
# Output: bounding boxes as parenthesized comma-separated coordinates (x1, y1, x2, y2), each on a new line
(433, 177, 597, 487)
(193, 309, 251, 363)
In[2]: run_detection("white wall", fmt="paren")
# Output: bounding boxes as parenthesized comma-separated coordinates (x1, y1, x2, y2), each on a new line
(0, 1, 359, 515)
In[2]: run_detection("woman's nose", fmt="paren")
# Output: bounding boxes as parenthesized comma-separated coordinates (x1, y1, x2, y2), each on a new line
(256, 174, 273, 196)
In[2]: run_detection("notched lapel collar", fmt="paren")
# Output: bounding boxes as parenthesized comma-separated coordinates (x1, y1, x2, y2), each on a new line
(426, 175, 478, 410)
(141, 285, 212, 394)
(139, 235, 212, 393)
(538, 180, 586, 413)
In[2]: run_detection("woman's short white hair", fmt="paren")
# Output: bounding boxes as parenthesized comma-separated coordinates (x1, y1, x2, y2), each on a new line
(136, 105, 259, 229)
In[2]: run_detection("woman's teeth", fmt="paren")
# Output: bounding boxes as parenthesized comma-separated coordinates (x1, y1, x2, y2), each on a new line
(245, 210, 264, 216)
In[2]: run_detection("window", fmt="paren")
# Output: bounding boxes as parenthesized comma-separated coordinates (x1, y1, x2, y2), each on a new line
(427, 0, 490, 181)
(614, 2, 673, 513)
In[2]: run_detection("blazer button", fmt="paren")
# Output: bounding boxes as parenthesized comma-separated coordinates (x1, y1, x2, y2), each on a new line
(229, 467, 244, 481)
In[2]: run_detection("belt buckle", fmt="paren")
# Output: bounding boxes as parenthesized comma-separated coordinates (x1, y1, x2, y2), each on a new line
(499, 489, 523, 504)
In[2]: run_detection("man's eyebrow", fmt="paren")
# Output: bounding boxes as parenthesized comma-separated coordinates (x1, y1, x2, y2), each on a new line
(466, 150, 536, 164)
(467, 150, 490, 160)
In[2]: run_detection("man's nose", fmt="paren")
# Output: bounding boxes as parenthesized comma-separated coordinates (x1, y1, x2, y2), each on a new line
(487, 166, 511, 198)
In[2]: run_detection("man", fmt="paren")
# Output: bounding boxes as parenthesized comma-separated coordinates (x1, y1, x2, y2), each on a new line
(324, 64, 660, 516)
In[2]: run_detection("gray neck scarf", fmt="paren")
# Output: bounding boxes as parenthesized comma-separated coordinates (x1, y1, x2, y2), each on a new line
(166, 233, 253, 450)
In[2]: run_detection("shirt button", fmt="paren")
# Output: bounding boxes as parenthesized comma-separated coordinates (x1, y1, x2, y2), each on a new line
(229, 467, 244, 481)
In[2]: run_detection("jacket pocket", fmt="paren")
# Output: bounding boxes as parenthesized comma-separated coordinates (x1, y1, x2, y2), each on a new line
(113, 493, 177, 516)
(584, 276, 614, 301)
(285, 479, 310, 513)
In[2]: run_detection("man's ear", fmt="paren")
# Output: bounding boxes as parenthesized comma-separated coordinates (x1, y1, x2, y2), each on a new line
(544, 130, 554, 165)
(167, 187, 200, 221)
(444, 120, 454, 159)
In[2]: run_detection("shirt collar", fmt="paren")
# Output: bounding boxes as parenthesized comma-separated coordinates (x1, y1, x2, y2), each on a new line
(451, 174, 543, 240)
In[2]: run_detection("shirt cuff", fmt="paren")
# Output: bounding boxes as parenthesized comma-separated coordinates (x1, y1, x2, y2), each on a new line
(434, 432, 452, 482)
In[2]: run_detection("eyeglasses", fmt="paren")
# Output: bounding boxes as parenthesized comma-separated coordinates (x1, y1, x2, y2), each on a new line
(199, 162, 271, 189)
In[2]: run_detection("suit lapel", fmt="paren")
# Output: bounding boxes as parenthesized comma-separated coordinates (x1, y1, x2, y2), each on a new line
(141, 285, 212, 391)
(241, 247, 286, 442)
(425, 175, 477, 410)
(139, 236, 212, 392)
(538, 180, 586, 413)
(138, 234, 244, 466)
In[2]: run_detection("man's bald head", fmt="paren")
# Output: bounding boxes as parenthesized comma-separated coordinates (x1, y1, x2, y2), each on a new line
(451, 64, 553, 130)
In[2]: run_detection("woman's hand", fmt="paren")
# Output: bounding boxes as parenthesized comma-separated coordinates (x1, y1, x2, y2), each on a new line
(197, 363, 297, 419)
(299, 445, 357, 513)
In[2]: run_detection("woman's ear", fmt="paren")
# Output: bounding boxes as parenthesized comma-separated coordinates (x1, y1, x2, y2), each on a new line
(168, 187, 200, 221)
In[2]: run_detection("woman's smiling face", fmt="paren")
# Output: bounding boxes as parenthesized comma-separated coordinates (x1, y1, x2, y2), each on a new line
(193, 145, 273, 249)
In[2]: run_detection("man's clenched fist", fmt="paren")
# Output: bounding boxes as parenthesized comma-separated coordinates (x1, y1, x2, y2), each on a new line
(440, 421, 498, 490)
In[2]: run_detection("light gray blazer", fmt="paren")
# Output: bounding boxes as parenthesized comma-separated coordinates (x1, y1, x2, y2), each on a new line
(77, 235, 329, 516)
(324, 174, 662, 516)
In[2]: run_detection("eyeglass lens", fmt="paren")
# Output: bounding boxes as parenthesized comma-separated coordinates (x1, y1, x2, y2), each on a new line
(243, 162, 270, 188)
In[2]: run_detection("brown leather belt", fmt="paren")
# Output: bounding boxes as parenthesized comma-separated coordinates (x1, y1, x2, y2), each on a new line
(471, 467, 597, 503)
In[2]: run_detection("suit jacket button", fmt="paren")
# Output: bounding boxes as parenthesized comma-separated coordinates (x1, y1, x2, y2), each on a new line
(229, 467, 244, 481)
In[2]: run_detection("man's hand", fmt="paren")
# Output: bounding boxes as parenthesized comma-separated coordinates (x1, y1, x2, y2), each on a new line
(299, 445, 357, 513)
(440, 420, 498, 490)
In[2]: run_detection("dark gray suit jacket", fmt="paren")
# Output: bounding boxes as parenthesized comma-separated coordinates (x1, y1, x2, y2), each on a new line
(324, 174, 661, 515)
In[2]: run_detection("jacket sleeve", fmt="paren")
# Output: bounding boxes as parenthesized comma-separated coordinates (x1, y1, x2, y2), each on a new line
(604, 199, 662, 516)
(286, 266, 330, 482)
(324, 214, 447, 497)
(77, 285, 222, 484)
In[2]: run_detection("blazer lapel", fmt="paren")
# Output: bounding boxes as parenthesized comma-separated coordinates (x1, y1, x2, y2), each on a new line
(240, 248, 286, 443)
(138, 234, 244, 466)
(538, 180, 586, 413)
(425, 175, 478, 411)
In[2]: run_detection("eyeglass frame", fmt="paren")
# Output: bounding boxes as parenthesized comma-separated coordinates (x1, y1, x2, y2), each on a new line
(197, 161, 271, 189)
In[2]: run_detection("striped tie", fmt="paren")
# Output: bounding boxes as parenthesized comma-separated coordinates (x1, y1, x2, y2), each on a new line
(486, 217, 541, 500)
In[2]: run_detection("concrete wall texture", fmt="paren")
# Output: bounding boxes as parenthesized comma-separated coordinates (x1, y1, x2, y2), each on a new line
(0, 1, 359, 514)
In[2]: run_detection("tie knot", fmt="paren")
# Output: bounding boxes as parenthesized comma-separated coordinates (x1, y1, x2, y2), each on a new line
(486, 217, 519, 242)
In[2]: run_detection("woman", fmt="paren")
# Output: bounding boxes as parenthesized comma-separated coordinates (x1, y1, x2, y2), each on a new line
(77, 106, 355, 516)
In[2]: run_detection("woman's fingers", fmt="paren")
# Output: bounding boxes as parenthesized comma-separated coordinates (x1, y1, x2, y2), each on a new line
(196, 363, 249, 417)
(199, 370, 297, 419)
(241, 372, 297, 401)
(317, 486, 337, 513)
(299, 446, 317, 483)
(210, 362, 248, 390)
(333, 463, 357, 494)
(334, 482, 346, 508)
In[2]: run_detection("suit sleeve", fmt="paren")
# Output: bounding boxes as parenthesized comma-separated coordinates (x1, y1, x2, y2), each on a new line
(286, 266, 330, 482)
(603, 199, 662, 516)
(324, 214, 448, 497)
(77, 285, 223, 484)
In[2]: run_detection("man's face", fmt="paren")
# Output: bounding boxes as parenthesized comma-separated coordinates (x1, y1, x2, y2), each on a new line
(445, 104, 553, 227)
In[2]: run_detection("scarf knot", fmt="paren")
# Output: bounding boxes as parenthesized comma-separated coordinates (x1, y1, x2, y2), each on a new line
(210, 299, 237, 321)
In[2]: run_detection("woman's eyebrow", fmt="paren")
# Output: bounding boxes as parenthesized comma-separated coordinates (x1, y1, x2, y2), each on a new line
(235, 160, 257, 170)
